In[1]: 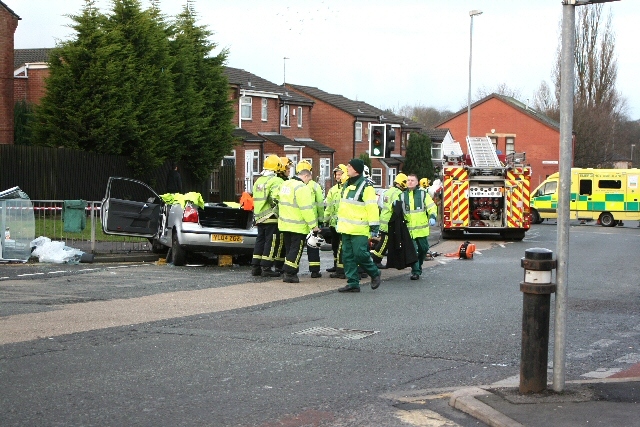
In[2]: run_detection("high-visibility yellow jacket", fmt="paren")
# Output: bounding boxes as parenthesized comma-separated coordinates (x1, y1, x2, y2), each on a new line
(401, 188, 437, 238)
(308, 180, 325, 227)
(379, 186, 403, 233)
(336, 175, 379, 236)
(323, 182, 342, 227)
(277, 177, 317, 234)
(252, 173, 284, 224)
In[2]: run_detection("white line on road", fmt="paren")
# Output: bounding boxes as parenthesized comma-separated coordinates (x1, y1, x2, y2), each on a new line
(17, 273, 45, 277)
(48, 271, 67, 274)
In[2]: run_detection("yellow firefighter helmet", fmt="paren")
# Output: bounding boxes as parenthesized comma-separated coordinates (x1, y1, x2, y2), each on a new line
(296, 160, 313, 173)
(420, 177, 430, 189)
(279, 156, 292, 173)
(394, 173, 408, 190)
(263, 154, 282, 172)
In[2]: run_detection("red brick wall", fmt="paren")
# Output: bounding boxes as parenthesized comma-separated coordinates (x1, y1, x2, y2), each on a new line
(0, 7, 19, 144)
(14, 67, 49, 104)
(437, 97, 560, 186)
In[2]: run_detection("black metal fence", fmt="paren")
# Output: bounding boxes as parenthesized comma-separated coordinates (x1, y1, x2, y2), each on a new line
(0, 145, 214, 201)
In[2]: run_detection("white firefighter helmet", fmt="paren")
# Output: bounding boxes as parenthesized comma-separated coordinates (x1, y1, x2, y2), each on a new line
(363, 165, 370, 177)
(306, 230, 325, 248)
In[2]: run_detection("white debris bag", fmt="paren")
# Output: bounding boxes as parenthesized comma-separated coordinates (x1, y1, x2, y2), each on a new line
(30, 236, 85, 264)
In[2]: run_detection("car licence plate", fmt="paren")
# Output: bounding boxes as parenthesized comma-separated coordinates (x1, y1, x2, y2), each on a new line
(210, 234, 243, 243)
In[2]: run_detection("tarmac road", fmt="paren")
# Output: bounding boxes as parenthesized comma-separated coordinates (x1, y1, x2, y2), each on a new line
(1, 222, 639, 426)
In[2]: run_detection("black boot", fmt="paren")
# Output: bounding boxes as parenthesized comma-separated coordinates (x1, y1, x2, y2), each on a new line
(251, 266, 262, 276)
(261, 268, 281, 277)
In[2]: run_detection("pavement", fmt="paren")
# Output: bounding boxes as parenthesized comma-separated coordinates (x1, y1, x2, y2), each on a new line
(391, 362, 640, 427)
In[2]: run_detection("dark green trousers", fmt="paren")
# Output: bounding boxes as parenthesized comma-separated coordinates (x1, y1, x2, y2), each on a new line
(341, 234, 379, 289)
(411, 237, 430, 276)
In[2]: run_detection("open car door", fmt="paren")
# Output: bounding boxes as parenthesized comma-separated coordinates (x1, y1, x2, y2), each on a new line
(101, 177, 161, 238)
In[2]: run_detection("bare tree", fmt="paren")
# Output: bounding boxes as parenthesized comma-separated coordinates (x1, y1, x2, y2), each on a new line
(389, 105, 454, 129)
(474, 83, 523, 104)
(535, 4, 630, 167)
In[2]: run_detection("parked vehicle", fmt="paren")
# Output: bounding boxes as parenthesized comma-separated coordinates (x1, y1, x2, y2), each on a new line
(101, 177, 256, 265)
(530, 168, 640, 226)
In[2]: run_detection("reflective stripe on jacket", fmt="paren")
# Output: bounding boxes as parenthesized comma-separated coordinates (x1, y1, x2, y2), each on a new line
(379, 186, 403, 233)
(308, 180, 325, 226)
(401, 188, 437, 238)
(277, 177, 317, 234)
(336, 175, 380, 236)
(323, 183, 342, 227)
(253, 174, 284, 224)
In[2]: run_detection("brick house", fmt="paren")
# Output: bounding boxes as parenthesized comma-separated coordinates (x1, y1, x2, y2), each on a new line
(0, 1, 20, 144)
(436, 93, 561, 186)
(13, 48, 51, 105)
(224, 67, 335, 193)
(285, 84, 424, 188)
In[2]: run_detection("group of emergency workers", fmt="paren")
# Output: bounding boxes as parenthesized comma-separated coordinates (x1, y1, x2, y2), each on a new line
(251, 154, 438, 292)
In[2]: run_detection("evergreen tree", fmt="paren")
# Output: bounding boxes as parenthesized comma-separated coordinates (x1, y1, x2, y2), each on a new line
(169, 5, 235, 182)
(14, 100, 33, 145)
(31, 0, 177, 176)
(402, 132, 435, 182)
(101, 0, 177, 175)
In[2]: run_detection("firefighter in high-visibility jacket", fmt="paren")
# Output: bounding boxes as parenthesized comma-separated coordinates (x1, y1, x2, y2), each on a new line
(251, 155, 284, 277)
(402, 174, 438, 280)
(295, 160, 324, 278)
(324, 164, 348, 278)
(370, 172, 408, 267)
(272, 157, 293, 273)
(278, 167, 319, 283)
(335, 159, 381, 292)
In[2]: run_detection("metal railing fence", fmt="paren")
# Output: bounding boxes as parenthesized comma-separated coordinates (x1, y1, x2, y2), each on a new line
(31, 200, 153, 254)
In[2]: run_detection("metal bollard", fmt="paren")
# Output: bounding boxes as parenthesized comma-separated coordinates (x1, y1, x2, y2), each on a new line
(519, 248, 557, 394)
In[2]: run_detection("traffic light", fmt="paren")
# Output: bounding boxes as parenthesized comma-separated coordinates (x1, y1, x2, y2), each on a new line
(385, 125, 396, 157)
(370, 124, 386, 158)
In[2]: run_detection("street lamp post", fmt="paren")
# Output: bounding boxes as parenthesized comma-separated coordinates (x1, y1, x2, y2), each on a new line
(555, 0, 620, 394)
(467, 10, 483, 138)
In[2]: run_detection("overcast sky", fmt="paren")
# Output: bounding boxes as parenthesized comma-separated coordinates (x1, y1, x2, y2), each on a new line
(9, 0, 640, 120)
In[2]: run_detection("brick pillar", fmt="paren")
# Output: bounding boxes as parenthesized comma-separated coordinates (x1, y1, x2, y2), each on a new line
(0, 7, 20, 145)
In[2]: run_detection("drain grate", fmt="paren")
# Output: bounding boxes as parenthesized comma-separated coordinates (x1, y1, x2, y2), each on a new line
(293, 326, 379, 340)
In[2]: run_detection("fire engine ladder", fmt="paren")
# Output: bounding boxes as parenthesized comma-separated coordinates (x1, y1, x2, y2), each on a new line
(466, 137, 502, 168)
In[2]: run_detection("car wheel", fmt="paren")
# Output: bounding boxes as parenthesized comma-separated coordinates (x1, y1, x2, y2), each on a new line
(600, 212, 615, 227)
(531, 209, 543, 224)
(171, 231, 188, 266)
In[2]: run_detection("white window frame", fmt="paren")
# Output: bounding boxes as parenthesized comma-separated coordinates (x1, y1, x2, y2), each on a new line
(355, 122, 362, 142)
(297, 106, 303, 127)
(506, 136, 515, 154)
(281, 105, 290, 127)
(371, 168, 383, 188)
(320, 158, 331, 182)
(387, 167, 397, 188)
(431, 142, 442, 160)
(489, 136, 498, 151)
(241, 96, 252, 120)
(261, 98, 268, 121)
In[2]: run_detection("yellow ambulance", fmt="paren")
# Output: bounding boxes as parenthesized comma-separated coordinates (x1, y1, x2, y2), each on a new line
(530, 168, 640, 226)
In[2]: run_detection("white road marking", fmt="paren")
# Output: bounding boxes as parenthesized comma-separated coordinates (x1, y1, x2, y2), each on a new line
(48, 271, 67, 274)
(591, 339, 619, 348)
(581, 368, 622, 378)
(615, 353, 640, 364)
(17, 273, 45, 277)
(395, 408, 461, 426)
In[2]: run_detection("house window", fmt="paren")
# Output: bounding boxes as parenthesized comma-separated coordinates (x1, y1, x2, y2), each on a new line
(431, 142, 442, 160)
(320, 158, 331, 182)
(387, 167, 397, 188)
(355, 122, 362, 142)
(241, 96, 252, 120)
(489, 136, 498, 151)
(297, 107, 303, 127)
(281, 105, 290, 127)
(371, 168, 383, 187)
(506, 136, 515, 154)
(261, 98, 268, 121)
